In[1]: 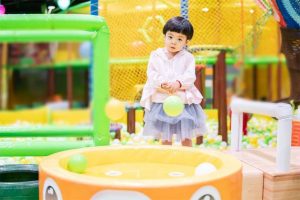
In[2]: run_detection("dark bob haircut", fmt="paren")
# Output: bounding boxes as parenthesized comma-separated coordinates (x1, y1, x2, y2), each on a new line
(163, 16, 194, 40)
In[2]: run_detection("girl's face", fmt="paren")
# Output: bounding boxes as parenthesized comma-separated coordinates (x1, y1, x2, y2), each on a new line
(164, 31, 188, 54)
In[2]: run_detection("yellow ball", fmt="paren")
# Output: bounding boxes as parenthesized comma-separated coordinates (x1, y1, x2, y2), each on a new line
(105, 98, 126, 121)
(163, 95, 184, 117)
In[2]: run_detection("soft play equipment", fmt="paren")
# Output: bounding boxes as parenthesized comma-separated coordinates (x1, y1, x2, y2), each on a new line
(0, 14, 110, 156)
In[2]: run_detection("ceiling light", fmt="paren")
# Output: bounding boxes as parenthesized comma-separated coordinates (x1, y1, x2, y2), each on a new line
(57, 0, 70, 10)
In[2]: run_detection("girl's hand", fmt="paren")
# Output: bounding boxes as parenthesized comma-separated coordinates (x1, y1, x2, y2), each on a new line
(159, 82, 171, 94)
(167, 81, 181, 93)
(161, 82, 171, 90)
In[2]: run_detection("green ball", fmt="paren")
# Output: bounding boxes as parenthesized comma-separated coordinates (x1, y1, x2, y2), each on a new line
(264, 136, 273, 144)
(163, 95, 184, 117)
(110, 131, 116, 138)
(67, 154, 87, 173)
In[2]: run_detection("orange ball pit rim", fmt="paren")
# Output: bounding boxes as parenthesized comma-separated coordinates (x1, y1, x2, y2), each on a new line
(39, 145, 242, 188)
(40, 146, 242, 199)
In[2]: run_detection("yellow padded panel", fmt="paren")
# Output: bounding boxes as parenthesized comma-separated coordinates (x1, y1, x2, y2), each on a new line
(0, 107, 49, 125)
(51, 109, 90, 125)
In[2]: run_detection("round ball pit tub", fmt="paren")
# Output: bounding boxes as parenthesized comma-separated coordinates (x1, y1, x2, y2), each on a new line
(39, 146, 242, 200)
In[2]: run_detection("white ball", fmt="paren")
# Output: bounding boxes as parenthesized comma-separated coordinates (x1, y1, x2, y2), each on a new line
(112, 139, 120, 145)
(194, 162, 217, 176)
(79, 42, 91, 58)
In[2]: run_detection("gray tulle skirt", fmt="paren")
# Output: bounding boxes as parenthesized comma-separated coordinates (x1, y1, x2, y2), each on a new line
(143, 103, 207, 142)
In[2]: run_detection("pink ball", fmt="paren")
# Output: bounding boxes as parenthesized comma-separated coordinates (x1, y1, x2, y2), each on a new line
(0, 5, 6, 15)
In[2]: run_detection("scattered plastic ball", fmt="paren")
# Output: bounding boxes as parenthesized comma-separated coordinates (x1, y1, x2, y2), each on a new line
(67, 154, 87, 173)
(0, 5, 5, 14)
(195, 162, 217, 176)
(79, 42, 91, 58)
(163, 95, 184, 117)
(105, 98, 126, 121)
(112, 139, 121, 145)
(110, 131, 116, 138)
(220, 141, 227, 148)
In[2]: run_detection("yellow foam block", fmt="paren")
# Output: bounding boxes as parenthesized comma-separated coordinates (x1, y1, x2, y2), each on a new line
(0, 107, 49, 125)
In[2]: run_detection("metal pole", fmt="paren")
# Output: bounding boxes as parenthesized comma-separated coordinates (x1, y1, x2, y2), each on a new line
(180, 0, 188, 19)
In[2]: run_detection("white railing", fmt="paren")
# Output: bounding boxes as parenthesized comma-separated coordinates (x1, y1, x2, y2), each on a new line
(230, 97, 293, 172)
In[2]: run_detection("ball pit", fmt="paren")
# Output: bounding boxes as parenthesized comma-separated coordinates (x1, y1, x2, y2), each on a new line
(39, 145, 242, 200)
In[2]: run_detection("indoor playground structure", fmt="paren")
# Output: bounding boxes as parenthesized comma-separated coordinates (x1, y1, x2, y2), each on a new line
(0, 0, 300, 200)
(0, 14, 111, 156)
(0, 10, 243, 200)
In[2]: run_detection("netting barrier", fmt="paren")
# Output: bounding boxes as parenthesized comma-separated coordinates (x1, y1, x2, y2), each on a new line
(97, 0, 278, 102)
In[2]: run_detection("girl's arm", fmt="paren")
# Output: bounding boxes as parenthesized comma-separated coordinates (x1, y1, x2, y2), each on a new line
(176, 56, 196, 89)
(147, 53, 166, 88)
